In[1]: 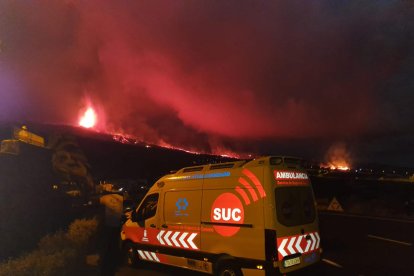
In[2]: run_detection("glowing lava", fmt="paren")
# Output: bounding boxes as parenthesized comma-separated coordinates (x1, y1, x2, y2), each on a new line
(79, 107, 97, 128)
(329, 164, 350, 171)
(320, 161, 351, 171)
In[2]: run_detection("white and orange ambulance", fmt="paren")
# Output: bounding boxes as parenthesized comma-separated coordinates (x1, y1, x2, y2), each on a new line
(121, 156, 321, 275)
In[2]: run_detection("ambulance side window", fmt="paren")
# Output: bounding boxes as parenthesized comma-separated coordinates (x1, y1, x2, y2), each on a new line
(136, 193, 159, 221)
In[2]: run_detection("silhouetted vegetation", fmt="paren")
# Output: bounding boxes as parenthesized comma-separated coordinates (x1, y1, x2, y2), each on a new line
(0, 218, 98, 276)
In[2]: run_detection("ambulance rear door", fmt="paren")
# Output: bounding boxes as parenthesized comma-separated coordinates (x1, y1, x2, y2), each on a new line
(270, 157, 321, 273)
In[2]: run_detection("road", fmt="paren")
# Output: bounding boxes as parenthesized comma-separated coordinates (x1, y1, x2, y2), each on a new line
(317, 212, 414, 275)
(117, 212, 414, 275)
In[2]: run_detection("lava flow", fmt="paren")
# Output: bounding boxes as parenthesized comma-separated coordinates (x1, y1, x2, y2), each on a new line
(77, 102, 241, 158)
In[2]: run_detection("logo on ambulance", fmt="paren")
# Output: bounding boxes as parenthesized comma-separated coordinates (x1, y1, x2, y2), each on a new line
(210, 193, 244, 237)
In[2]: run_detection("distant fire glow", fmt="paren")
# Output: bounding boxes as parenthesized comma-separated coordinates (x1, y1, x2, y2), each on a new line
(322, 143, 352, 171)
(322, 161, 351, 171)
(329, 164, 350, 171)
(79, 107, 97, 128)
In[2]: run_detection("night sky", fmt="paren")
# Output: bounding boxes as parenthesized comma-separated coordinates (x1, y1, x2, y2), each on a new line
(0, 1, 413, 166)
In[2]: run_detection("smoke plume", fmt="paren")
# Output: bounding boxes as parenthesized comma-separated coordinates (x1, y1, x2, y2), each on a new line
(0, 1, 413, 161)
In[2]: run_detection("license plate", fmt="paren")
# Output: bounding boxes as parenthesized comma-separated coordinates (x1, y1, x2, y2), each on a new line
(284, 256, 301, 268)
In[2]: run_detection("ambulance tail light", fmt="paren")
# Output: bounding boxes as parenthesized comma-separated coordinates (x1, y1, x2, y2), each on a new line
(265, 229, 278, 262)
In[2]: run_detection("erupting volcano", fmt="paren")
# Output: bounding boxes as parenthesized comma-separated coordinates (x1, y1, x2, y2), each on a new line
(0, 1, 411, 166)
(75, 101, 241, 158)
(79, 107, 97, 129)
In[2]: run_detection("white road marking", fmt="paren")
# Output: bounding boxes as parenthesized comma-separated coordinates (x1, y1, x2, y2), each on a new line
(322, 258, 343, 268)
(367, 234, 412, 246)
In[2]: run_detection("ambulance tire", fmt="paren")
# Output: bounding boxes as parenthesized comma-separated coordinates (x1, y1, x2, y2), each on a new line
(123, 242, 140, 267)
(217, 264, 242, 276)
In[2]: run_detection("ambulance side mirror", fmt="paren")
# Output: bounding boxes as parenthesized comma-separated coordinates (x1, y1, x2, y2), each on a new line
(131, 211, 145, 227)
(131, 210, 143, 222)
(131, 210, 137, 222)
(122, 206, 133, 224)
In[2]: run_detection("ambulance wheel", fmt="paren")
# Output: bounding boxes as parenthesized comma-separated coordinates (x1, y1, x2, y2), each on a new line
(217, 264, 242, 276)
(123, 243, 140, 267)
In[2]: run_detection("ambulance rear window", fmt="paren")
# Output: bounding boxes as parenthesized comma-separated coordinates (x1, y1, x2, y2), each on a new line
(284, 158, 303, 168)
(275, 186, 315, 226)
(270, 157, 304, 168)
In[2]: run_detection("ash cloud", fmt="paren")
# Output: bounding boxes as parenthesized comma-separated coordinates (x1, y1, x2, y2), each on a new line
(0, 0, 413, 162)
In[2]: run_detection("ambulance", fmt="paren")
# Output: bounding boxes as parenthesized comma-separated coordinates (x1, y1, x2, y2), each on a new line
(121, 156, 321, 275)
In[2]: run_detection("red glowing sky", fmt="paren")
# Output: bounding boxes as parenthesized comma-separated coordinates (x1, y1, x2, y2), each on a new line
(0, 1, 413, 164)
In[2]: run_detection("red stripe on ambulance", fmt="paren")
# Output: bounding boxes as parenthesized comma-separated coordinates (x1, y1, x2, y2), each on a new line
(235, 169, 266, 206)
(235, 186, 251, 205)
(242, 168, 266, 198)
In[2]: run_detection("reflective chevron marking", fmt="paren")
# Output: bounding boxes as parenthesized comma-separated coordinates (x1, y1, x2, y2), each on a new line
(187, 233, 198, 250)
(143, 251, 153, 261)
(137, 250, 146, 259)
(310, 233, 316, 251)
(164, 231, 173, 246)
(150, 252, 160, 262)
(179, 232, 189, 248)
(287, 237, 296, 254)
(156, 230, 199, 250)
(137, 250, 160, 262)
(315, 232, 320, 249)
(277, 238, 288, 257)
(295, 235, 303, 253)
(157, 230, 165, 245)
(171, 232, 181, 247)
(305, 238, 311, 252)
(277, 232, 321, 259)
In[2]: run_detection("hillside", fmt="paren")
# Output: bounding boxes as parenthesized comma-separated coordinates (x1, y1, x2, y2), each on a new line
(0, 123, 232, 260)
